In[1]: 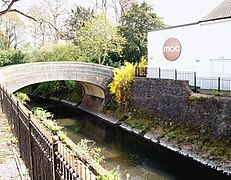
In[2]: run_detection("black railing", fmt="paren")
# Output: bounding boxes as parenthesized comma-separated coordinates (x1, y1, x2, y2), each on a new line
(136, 67, 231, 96)
(0, 85, 98, 180)
(135, 66, 148, 77)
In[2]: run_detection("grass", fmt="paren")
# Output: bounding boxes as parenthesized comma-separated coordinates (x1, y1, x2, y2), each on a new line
(153, 123, 231, 161)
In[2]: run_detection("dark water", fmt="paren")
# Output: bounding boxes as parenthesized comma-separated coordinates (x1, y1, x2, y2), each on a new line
(28, 96, 230, 180)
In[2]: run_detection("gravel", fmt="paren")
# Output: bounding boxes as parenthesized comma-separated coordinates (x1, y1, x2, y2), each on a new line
(0, 111, 30, 180)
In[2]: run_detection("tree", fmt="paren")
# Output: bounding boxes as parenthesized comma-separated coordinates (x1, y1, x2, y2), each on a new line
(0, 12, 25, 49)
(0, 48, 25, 67)
(78, 12, 126, 65)
(27, 0, 66, 47)
(119, 2, 166, 63)
(26, 42, 78, 63)
(0, 0, 36, 21)
(64, 6, 95, 44)
(110, 0, 137, 23)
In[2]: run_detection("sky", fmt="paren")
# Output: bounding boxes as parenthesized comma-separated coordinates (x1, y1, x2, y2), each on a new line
(15, 0, 224, 26)
(147, 0, 223, 26)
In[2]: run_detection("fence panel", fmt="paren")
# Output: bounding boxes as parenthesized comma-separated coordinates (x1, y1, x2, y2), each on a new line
(143, 67, 231, 96)
(177, 71, 194, 86)
(0, 85, 99, 180)
(160, 69, 175, 79)
(147, 68, 159, 78)
(29, 121, 53, 180)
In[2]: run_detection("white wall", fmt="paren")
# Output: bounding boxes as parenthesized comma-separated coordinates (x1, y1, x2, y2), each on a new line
(200, 19, 231, 77)
(148, 19, 231, 78)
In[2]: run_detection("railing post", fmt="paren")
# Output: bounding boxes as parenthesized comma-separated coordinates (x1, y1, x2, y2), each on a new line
(0, 84, 2, 111)
(194, 72, 197, 92)
(16, 100, 22, 157)
(28, 112, 34, 180)
(52, 136, 59, 180)
(218, 77, 221, 96)
(159, 67, 161, 78)
(175, 69, 177, 80)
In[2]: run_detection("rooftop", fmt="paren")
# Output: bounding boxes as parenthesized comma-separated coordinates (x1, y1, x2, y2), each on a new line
(201, 0, 231, 21)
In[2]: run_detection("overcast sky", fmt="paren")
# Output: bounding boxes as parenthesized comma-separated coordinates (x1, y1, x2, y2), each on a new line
(17, 0, 224, 26)
(145, 0, 224, 25)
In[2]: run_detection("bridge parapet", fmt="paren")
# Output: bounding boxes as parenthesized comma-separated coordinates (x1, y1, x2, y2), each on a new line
(0, 62, 114, 110)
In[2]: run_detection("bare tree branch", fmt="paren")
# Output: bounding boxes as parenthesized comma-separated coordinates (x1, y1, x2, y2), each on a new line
(39, 19, 64, 37)
(9, 9, 37, 21)
(0, 0, 37, 22)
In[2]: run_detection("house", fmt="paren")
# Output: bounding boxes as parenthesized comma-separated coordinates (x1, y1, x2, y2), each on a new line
(147, 0, 231, 84)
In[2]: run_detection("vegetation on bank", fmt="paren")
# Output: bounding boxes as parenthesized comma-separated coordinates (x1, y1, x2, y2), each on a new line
(105, 62, 231, 165)
(14, 93, 121, 180)
(20, 80, 83, 104)
(104, 96, 231, 163)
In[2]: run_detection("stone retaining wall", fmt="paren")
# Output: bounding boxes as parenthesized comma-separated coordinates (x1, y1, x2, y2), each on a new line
(130, 77, 231, 139)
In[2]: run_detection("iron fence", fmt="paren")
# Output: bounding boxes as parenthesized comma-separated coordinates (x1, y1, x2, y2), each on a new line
(136, 67, 231, 96)
(0, 85, 98, 180)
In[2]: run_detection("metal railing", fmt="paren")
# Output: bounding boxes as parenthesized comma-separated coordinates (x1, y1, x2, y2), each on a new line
(136, 67, 231, 96)
(0, 85, 98, 180)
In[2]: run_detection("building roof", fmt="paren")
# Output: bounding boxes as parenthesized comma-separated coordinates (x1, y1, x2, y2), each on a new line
(201, 0, 231, 21)
(150, 0, 231, 32)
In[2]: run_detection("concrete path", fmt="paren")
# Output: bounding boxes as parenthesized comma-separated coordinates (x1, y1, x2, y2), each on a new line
(0, 111, 30, 180)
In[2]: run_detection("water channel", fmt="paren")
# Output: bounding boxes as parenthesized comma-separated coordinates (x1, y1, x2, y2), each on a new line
(28, 96, 230, 180)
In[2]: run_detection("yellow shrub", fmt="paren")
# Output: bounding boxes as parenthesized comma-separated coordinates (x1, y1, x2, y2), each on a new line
(108, 62, 135, 109)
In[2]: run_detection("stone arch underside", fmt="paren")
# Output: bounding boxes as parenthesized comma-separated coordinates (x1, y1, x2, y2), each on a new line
(0, 62, 114, 110)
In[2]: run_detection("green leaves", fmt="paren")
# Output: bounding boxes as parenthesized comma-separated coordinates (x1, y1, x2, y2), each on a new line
(77, 12, 126, 65)
(0, 48, 25, 67)
(15, 92, 30, 104)
(119, 2, 166, 63)
(25, 42, 79, 62)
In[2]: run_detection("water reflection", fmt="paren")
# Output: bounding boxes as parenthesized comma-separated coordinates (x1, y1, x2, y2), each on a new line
(28, 96, 230, 180)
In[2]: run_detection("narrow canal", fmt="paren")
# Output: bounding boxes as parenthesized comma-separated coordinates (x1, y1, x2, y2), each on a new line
(28, 96, 230, 180)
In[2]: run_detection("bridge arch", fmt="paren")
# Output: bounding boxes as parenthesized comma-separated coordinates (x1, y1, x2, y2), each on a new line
(0, 62, 114, 110)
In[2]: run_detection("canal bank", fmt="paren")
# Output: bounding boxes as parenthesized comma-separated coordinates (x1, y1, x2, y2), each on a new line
(44, 96, 231, 179)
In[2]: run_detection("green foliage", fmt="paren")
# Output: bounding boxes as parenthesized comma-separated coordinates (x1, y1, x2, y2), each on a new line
(25, 42, 79, 62)
(15, 92, 30, 104)
(108, 62, 135, 110)
(188, 93, 210, 103)
(64, 6, 95, 44)
(0, 49, 25, 67)
(32, 107, 120, 179)
(32, 107, 62, 134)
(75, 139, 104, 164)
(77, 12, 126, 65)
(125, 117, 154, 134)
(31, 81, 83, 103)
(119, 2, 166, 63)
(98, 169, 121, 180)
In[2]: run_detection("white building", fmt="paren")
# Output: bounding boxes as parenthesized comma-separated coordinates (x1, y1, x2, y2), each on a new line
(147, 0, 231, 89)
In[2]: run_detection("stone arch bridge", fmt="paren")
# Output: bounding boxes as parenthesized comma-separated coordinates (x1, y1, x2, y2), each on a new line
(0, 62, 114, 110)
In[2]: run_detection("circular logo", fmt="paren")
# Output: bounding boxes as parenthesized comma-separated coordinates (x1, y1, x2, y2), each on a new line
(163, 38, 181, 61)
